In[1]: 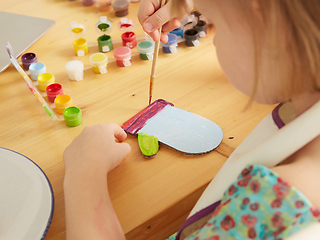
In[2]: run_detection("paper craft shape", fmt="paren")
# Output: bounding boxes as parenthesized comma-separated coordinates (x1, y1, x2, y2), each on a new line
(121, 99, 223, 158)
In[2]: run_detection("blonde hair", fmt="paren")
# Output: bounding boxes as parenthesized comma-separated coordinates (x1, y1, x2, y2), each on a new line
(171, 0, 320, 101)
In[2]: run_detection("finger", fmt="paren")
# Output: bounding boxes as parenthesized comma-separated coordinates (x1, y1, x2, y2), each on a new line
(138, 0, 160, 24)
(110, 123, 128, 142)
(116, 142, 131, 160)
(162, 18, 181, 33)
(142, 3, 171, 34)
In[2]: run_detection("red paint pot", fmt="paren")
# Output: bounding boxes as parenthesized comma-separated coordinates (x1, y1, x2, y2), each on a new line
(121, 31, 136, 49)
(46, 83, 64, 103)
(113, 46, 132, 67)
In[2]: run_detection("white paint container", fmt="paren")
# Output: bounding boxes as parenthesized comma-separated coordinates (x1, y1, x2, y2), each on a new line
(65, 60, 84, 81)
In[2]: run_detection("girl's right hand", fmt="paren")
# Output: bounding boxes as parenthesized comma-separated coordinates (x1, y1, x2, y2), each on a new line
(138, 0, 182, 43)
(63, 123, 131, 176)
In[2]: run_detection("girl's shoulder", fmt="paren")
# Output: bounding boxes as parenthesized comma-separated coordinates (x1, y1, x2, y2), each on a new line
(185, 164, 320, 240)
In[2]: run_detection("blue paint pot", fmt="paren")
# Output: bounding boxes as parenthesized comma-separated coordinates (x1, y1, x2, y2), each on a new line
(29, 62, 46, 81)
(162, 33, 178, 54)
(170, 27, 184, 39)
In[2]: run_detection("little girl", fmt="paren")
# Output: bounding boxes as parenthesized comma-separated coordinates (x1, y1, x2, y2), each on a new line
(63, 0, 320, 239)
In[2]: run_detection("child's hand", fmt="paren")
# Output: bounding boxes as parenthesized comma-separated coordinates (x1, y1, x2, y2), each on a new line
(63, 123, 131, 175)
(138, 0, 181, 43)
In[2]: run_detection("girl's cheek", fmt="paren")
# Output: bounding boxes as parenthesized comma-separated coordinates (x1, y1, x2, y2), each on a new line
(213, 34, 216, 46)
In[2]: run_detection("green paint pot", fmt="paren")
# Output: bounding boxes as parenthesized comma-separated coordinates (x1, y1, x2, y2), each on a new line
(137, 40, 154, 60)
(63, 106, 82, 127)
(97, 34, 113, 52)
(138, 132, 159, 158)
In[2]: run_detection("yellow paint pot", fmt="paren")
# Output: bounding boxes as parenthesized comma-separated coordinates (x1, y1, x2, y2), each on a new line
(73, 38, 89, 57)
(37, 73, 55, 91)
(54, 94, 73, 114)
(89, 53, 108, 74)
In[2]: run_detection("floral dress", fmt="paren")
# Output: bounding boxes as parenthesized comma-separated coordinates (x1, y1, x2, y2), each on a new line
(168, 164, 320, 240)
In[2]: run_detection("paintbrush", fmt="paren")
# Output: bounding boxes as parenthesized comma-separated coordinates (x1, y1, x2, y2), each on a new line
(6, 42, 59, 121)
(149, 0, 166, 105)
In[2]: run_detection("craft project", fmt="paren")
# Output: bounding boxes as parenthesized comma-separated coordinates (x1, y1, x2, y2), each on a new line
(122, 99, 223, 158)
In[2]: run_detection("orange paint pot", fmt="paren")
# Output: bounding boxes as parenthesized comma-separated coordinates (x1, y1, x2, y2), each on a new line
(54, 94, 73, 114)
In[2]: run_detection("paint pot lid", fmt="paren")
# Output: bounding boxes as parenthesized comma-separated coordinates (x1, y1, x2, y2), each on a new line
(21, 53, 37, 63)
(46, 83, 63, 95)
(89, 53, 108, 64)
(162, 33, 178, 46)
(180, 14, 197, 29)
(137, 40, 154, 54)
(118, 18, 135, 32)
(65, 60, 84, 72)
(29, 62, 46, 71)
(63, 106, 82, 120)
(184, 29, 199, 40)
(69, 21, 86, 37)
(170, 27, 183, 34)
(113, 46, 131, 59)
(95, 16, 113, 34)
(55, 94, 72, 105)
(37, 72, 54, 82)
(112, 0, 129, 11)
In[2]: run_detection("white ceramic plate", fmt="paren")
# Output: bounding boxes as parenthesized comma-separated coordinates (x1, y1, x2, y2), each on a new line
(0, 147, 54, 240)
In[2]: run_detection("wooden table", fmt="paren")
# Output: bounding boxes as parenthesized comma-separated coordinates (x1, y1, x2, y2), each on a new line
(0, 1, 275, 239)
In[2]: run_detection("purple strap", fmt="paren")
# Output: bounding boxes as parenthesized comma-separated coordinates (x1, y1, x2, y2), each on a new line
(175, 200, 221, 240)
(272, 103, 285, 129)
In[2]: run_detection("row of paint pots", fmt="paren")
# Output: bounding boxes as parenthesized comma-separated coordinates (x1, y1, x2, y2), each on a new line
(41, 76, 82, 127)
(82, 0, 132, 17)
(73, 30, 201, 58)
(20, 53, 82, 127)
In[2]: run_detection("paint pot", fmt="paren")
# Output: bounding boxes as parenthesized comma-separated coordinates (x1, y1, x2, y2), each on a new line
(112, 0, 129, 17)
(54, 94, 73, 114)
(29, 62, 46, 81)
(184, 29, 200, 47)
(89, 53, 108, 74)
(137, 40, 154, 60)
(121, 32, 136, 49)
(73, 38, 89, 56)
(69, 21, 86, 37)
(118, 18, 135, 32)
(194, 20, 207, 38)
(170, 28, 184, 39)
(96, 0, 111, 11)
(113, 46, 132, 67)
(82, 0, 95, 6)
(95, 17, 113, 52)
(37, 73, 55, 92)
(161, 33, 178, 53)
(69, 22, 88, 56)
(21, 53, 37, 71)
(95, 16, 113, 33)
(63, 106, 82, 127)
(65, 60, 84, 81)
(97, 35, 113, 52)
(46, 83, 63, 103)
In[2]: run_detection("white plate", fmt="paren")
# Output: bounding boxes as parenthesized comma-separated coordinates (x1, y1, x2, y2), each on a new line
(0, 147, 54, 240)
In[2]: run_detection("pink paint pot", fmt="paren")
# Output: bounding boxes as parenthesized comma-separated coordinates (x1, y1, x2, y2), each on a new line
(46, 83, 64, 103)
(21, 53, 37, 70)
(113, 46, 132, 67)
(121, 31, 136, 49)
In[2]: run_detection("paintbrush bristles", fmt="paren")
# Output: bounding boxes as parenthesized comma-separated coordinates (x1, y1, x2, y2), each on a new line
(148, 0, 166, 105)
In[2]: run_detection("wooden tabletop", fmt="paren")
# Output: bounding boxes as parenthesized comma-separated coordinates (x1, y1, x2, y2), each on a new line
(0, 1, 275, 239)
